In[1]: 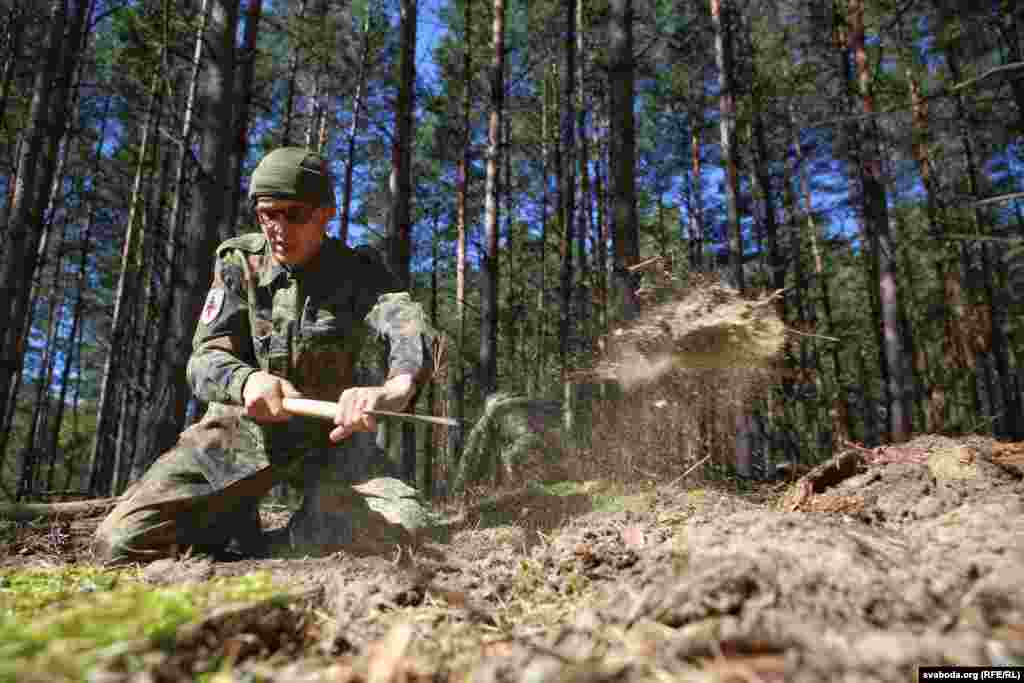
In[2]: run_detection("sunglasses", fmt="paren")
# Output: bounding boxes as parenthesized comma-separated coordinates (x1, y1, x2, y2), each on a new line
(256, 205, 317, 226)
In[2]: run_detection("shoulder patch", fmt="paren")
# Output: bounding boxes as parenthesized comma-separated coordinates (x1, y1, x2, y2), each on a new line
(200, 288, 225, 325)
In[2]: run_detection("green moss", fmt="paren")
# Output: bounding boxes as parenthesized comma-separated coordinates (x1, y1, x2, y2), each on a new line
(0, 567, 285, 683)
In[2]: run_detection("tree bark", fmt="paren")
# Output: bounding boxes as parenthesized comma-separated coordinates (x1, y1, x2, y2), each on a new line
(390, 0, 418, 483)
(558, 0, 577, 441)
(45, 101, 108, 491)
(90, 68, 163, 494)
(131, 0, 238, 493)
(0, 0, 67, 448)
(281, 0, 308, 147)
(449, 0, 472, 470)
(227, 0, 263, 239)
(480, 0, 504, 396)
(711, 0, 743, 292)
(947, 48, 1020, 439)
(339, 8, 373, 245)
(609, 0, 639, 321)
(575, 0, 591, 346)
(847, 0, 911, 442)
(687, 102, 708, 271)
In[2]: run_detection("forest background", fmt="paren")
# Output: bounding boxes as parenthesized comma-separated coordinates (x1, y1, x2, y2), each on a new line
(0, 0, 1022, 504)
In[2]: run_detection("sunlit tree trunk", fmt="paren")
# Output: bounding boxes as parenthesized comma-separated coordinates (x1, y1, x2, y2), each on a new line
(848, 0, 911, 442)
(711, 0, 743, 292)
(448, 0, 473, 471)
(339, 8, 372, 244)
(480, 0, 504, 396)
(558, 0, 577, 442)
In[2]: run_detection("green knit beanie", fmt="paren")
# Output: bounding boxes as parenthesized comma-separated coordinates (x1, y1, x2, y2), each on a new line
(248, 147, 335, 209)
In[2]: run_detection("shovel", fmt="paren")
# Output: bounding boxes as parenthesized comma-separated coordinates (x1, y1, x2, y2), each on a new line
(282, 397, 460, 428)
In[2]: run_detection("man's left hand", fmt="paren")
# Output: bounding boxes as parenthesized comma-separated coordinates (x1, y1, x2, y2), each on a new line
(330, 374, 415, 443)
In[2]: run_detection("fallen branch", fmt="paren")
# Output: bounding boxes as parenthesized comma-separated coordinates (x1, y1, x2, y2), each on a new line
(0, 496, 122, 522)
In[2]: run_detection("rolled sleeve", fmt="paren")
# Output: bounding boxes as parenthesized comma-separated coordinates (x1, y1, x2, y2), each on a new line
(364, 292, 434, 384)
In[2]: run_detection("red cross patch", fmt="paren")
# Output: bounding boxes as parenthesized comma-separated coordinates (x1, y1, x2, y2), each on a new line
(200, 288, 225, 325)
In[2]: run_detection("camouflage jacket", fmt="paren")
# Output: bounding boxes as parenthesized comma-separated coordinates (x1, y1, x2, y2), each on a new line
(184, 232, 432, 485)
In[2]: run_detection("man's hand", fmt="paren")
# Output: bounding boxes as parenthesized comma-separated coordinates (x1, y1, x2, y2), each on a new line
(242, 370, 301, 422)
(330, 374, 415, 443)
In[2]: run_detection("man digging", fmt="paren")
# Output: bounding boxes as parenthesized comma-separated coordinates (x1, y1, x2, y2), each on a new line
(94, 147, 434, 564)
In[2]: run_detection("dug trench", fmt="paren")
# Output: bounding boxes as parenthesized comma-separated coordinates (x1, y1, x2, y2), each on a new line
(2, 434, 1023, 682)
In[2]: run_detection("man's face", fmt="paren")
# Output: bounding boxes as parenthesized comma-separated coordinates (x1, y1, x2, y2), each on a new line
(255, 198, 329, 266)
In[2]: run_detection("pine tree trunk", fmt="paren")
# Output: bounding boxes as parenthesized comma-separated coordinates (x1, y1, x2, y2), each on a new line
(133, 0, 237, 493)
(90, 71, 162, 493)
(132, 115, 176, 482)
(18, 219, 68, 501)
(711, 0, 743, 292)
(558, 0, 577, 442)
(227, 0, 262, 238)
(687, 102, 708, 271)
(946, 47, 1021, 439)
(593, 117, 608, 340)
(575, 0, 590, 345)
(532, 68, 552, 395)
(389, 0, 418, 483)
(340, 8, 372, 244)
(449, 0, 472, 470)
(424, 223, 439, 497)
(609, 0, 639, 321)
(0, 0, 67, 445)
(45, 93, 105, 491)
(480, 0, 504, 396)
(848, 0, 911, 442)
(0, 4, 23, 158)
(281, 0, 308, 147)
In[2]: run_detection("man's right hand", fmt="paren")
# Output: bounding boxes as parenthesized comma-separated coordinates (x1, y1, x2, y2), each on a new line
(242, 371, 301, 422)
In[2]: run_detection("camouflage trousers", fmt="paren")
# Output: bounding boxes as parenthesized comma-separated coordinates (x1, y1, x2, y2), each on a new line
(93, 412, 283, 565)
(93, 406, 398, 565)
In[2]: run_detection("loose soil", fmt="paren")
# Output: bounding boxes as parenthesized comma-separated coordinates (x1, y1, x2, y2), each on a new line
(3, 434, 1023, 682)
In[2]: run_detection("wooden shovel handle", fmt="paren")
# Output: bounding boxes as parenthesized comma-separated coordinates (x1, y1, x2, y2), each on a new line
(282, 397, 336, 420)
(281, 397, 460, 428)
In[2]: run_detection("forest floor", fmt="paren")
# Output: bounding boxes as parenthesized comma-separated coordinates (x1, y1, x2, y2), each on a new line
(2, 433, 1024, 682)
